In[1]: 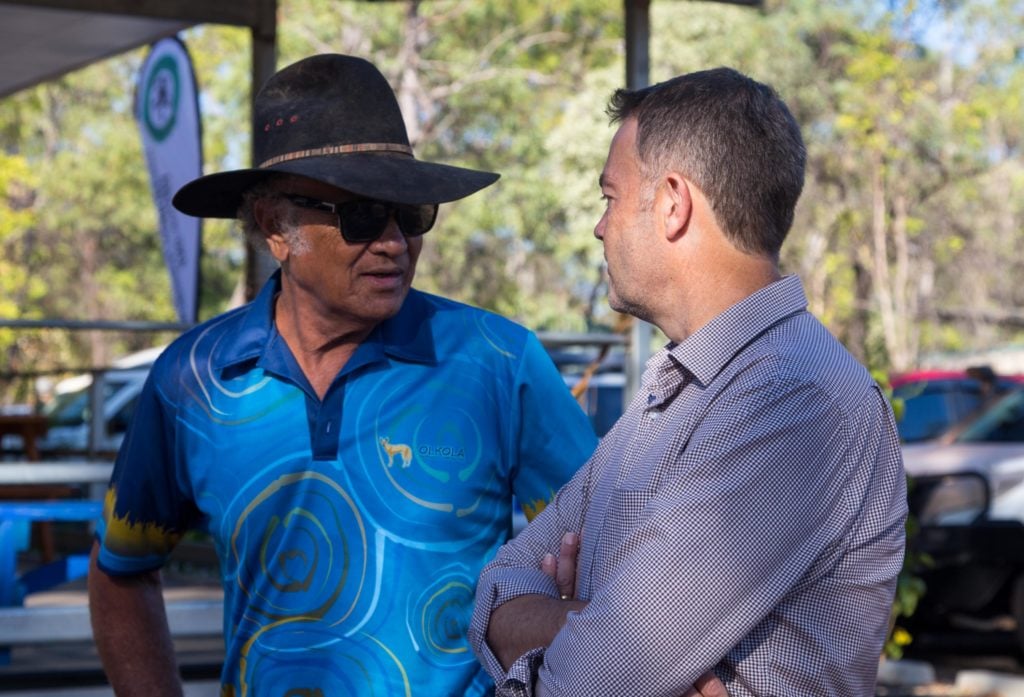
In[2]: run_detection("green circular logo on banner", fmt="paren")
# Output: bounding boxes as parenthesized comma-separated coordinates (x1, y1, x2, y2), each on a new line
(143, 54, 180, 142)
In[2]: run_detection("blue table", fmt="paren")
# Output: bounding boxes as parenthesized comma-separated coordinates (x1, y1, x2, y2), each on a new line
(0, 500, 101, 664)
(0, 500, 102, 606)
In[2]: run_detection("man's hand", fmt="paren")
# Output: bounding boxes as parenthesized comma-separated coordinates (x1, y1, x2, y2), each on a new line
(540, 531, 580, 600)
(487, 532, 587, 671)
(682, 672, 730, 697)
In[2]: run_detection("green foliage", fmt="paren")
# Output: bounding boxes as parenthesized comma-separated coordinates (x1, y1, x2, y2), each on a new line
(3, 0, 1024, 377)
(0, 153, 42, 373)
(886, 505, 932, 660)
(0, 25, 251, 385)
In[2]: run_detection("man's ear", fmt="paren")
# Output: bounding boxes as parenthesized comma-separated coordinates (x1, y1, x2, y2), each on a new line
(660, 172, 692, 241)
(253, 197, 290, 262)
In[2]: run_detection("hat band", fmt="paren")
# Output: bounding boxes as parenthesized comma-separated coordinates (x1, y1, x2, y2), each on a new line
(259, 142, 414, 168)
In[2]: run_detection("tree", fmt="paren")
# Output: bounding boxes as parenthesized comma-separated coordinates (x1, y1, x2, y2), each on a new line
(0, 152, 44, 402)
(4, 0, 1024, 385)
(651, 0, 1024, 372)
(0, 26, 250, 388)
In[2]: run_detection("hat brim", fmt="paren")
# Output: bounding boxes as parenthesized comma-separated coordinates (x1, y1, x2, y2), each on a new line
(172, 153, 499, 218)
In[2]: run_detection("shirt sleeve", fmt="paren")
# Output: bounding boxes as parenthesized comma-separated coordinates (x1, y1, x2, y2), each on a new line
(468, 444, 601, 691)
(507, 333, 597, 521)
(95, 355, 198, 575)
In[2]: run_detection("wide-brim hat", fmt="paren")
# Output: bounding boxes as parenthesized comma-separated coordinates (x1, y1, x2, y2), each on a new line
(173, 54, 499, 217)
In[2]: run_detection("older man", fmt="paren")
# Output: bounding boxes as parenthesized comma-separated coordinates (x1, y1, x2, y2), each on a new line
(470, 67, 907, 696)
(88, 54, 597, 697)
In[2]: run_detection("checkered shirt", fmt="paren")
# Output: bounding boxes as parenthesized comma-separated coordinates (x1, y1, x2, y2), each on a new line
(469, 275, 907, 696)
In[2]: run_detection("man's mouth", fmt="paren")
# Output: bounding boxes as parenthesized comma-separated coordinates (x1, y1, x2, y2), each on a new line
(363, 268, 406, 288)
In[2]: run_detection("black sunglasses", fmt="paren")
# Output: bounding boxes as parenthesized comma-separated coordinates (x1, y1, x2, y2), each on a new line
(282, 194, 439, 244)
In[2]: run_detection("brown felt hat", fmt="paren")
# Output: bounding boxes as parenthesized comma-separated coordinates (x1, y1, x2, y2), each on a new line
(173, 54, 499, 217)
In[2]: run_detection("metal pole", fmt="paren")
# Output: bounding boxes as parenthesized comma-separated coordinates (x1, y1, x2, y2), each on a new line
(244, 0, 279, 301)
(87, 372, 105, 459)
(625, 0, 650, 91)
(624, 0, 653, 402)
(0, 319, 191, 332)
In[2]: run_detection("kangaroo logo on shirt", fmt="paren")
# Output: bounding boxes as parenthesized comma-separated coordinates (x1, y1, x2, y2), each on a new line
(379, 436, 413, 468)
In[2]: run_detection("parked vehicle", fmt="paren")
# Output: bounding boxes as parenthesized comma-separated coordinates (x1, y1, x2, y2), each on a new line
(904, 387, 1024, 519)
(2, 347, 162, 457)
(547, 346, 626, 437)
(902, 386, 1024, 656)
(892, 367, 1024, 443)
(34, 368, 151, 455)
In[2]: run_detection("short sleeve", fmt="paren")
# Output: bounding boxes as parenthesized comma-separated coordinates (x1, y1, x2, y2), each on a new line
(95, 358, 197, 575)
(508, 333, 597, 521)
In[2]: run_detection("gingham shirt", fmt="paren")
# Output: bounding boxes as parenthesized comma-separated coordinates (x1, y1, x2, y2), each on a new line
(469, 275, 907, 696)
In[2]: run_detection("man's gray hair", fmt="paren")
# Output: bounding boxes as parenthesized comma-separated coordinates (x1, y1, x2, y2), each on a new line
(236, 179, 305, 251)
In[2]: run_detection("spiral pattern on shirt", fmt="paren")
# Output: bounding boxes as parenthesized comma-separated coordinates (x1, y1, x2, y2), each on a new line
(229, 470, 369, 627)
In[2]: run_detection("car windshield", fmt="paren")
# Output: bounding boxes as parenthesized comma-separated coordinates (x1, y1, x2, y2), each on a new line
(954, 389, 1024, 443)
(896, 390, 968, 442)
(894, 379, 989, 443)
(44, 376, 133, 427)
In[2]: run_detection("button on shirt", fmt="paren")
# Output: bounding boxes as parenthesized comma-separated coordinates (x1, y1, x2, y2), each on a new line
(469, 275, 907, 696)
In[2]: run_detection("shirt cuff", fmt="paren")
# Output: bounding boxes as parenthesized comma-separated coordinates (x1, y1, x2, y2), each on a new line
(496, 648, 545, 697)
(470, 567, 559, 680)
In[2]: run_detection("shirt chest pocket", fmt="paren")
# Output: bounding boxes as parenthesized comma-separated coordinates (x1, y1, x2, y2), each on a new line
(589, 486, 658, 589)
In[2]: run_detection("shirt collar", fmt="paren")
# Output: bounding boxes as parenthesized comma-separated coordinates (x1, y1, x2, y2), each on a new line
(211, 270, 437, 373)
(665, 274, 808, 387)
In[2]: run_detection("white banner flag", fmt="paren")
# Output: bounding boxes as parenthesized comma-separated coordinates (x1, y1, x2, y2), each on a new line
(136, 37, 202, 325)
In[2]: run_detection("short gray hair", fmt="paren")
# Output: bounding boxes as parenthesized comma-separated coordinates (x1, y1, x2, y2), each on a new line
(236, 179, 304, 250)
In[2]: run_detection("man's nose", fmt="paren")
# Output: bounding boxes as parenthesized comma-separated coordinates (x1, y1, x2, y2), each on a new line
(371, 215, 407, 251)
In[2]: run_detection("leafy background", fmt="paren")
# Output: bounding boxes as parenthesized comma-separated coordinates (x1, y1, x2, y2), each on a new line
(3, 0, 1023, 386)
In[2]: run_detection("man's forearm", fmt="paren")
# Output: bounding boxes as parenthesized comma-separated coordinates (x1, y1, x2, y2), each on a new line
(87, 542, 183, 697)
(487, 594, 587, 671)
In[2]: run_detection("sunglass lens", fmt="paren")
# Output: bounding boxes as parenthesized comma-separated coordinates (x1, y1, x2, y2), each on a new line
(396, 204, 438, 237)
(340, 201, 391, 243)
(337, 200, 439, 243)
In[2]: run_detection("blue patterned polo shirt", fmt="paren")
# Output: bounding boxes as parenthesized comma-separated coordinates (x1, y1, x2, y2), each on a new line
(96, 272, 597, 696)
